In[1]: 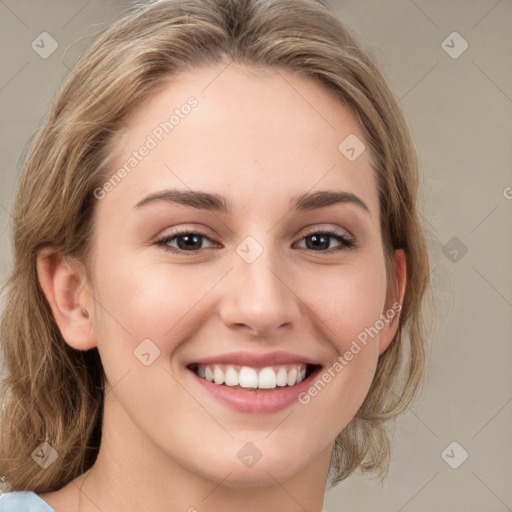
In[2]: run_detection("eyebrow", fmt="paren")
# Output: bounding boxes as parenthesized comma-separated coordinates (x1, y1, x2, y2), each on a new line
(133, 189, 371, 217)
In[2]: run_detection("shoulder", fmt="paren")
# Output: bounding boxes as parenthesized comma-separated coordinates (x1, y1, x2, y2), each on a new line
(0, 491, 56, 511)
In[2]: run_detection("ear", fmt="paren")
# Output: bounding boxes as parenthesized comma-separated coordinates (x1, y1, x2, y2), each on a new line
(378, 248, 407, 356)
(36, 247, 97, 351)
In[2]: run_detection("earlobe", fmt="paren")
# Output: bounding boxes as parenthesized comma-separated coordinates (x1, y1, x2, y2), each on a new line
(378, 248, 407, 355)
(36, 247, 97, 351)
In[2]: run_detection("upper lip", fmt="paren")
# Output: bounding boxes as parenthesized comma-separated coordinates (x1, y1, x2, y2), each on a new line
(186, 350, 322, 368)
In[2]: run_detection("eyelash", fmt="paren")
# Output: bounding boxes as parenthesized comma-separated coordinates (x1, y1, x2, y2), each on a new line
(155, 228, 358, 255)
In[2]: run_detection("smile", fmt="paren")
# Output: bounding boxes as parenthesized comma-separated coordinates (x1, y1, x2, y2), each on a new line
(185, 351, 323, 413)
(189, 363, 316, 389)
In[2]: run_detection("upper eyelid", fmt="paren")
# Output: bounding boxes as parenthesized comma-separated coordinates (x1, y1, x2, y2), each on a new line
(157, 222, 353, 238)
(297, 225, 352, 238)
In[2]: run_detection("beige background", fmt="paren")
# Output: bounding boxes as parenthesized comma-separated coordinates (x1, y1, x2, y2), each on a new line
(1, 1, 511, 510)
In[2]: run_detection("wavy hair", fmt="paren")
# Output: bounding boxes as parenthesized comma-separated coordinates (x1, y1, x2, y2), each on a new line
(0, 0, 434, 492)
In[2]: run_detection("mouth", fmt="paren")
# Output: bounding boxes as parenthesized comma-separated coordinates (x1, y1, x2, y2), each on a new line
(185, 350, 324, 413)
(185, 351, 323, 414)
(187, 362, 321, 391)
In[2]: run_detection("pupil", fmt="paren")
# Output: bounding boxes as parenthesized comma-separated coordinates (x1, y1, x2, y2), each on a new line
(179, 234, 201, 250)
(308, 234, 329, 250)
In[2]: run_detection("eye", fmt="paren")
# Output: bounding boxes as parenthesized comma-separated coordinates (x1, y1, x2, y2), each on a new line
(294, 230, 357, 253)
(155, 228, 357, 255)
(155, 229, 219, 254)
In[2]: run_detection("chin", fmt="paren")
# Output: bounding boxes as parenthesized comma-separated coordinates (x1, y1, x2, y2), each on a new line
(213, 466, 303, 488)
(192, 448, 315, 488)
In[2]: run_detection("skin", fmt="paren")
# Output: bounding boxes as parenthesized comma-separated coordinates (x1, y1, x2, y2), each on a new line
(37, 61, 406, 512)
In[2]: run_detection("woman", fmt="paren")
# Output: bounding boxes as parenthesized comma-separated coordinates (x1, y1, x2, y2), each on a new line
(0, 0, 433, 510)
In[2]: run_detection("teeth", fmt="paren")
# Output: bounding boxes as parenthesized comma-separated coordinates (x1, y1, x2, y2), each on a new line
(276, 367, 288, 387)
(193, 363, 311, 389)
(286, 367, 297, 386)
(213, 365, 224, 385)
(239, 367, 258, 388)
(258, 367, 277, 389)
(224, 366, 239, 386)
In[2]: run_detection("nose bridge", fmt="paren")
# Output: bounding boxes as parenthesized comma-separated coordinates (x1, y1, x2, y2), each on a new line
(219, 235, 299, 336)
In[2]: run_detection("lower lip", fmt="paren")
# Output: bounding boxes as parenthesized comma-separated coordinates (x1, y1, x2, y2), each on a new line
(190, 367, 322, 413)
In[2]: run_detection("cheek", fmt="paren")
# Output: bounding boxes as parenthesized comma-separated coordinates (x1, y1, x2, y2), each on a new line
(308, 257, 388, 353)
(89, 253, 206, 412)
(293, 261, 388, 434)
(91, 245, 215, 355)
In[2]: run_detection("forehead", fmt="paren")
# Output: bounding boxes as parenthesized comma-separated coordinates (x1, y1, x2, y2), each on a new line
(99, 62, 378, 220)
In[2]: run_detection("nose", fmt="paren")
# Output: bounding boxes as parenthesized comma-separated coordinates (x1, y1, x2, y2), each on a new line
(218, 242, 301, 338)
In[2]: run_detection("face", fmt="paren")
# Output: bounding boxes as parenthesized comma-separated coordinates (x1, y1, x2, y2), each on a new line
(80, 62, 404, 486)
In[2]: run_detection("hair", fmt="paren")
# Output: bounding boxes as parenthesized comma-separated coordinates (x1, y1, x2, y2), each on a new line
(0, 0, 433, 493)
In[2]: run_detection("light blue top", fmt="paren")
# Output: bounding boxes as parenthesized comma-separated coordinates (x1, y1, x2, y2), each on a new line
(0, 492, 55, 511)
